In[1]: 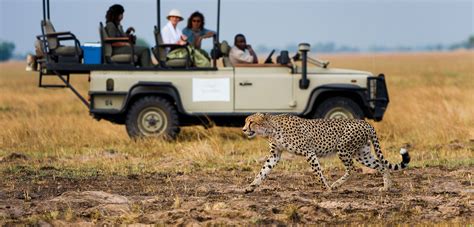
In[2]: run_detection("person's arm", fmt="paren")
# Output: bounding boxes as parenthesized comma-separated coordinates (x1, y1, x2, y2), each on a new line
(105, 22, 130, 47)
(177, 29, 187, 45)
(230, 47, 255, 64)
(247, 45, 258, 64)
(201, 28, 215, 39)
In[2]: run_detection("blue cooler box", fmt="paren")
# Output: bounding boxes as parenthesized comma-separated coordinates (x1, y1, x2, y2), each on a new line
(82, 43, 102, 64)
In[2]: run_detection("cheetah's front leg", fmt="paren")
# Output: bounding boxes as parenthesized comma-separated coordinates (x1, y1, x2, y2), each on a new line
(245, 143, 282, 193)
(305, 152, 331, 191)
(331, 150, 355, 189)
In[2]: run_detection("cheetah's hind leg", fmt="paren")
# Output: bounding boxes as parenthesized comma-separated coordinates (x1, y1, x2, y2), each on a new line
(355, 143, 391, 191)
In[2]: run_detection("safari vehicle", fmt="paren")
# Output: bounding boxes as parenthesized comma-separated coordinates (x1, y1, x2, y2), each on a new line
(29, 0, 389, 139)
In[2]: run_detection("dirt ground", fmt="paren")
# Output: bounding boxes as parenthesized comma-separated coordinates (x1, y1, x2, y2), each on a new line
(0, 165, 472, 225)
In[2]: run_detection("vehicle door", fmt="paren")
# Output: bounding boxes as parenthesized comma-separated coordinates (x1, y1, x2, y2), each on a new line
(234, 66, 294, 111)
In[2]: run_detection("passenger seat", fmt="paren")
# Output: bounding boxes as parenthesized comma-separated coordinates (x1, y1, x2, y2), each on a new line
(152, 26, 191, 68)
(99, 22, 137, 65)
(220, 41, 232, 67)
(41, 20, 83, 63)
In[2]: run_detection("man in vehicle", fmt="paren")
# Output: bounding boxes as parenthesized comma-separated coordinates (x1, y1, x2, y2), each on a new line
(229, 34, 258, 65)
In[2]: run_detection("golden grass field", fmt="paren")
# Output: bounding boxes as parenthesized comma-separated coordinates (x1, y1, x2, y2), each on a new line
(0, 51, 473, 225)
(1, 51, 473, 173)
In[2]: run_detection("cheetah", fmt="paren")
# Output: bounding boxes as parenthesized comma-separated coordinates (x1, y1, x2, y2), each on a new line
(242, 113, 410, 193)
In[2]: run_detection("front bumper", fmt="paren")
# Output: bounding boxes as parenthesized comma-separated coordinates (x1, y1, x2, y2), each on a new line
(367, 74, 389, 121)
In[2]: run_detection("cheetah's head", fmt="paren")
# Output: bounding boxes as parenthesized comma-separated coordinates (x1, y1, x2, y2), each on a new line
(242, 113, 273, 139)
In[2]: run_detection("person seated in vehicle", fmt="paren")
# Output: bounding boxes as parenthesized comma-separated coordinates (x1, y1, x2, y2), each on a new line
(104, 4, 152, 67)
(229, 34, 258, 65)
(182, 11, 215, 49)
(161, 9, 187, 46)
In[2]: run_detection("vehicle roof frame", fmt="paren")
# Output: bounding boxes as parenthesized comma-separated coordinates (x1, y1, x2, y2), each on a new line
(41, 0, 223, 69)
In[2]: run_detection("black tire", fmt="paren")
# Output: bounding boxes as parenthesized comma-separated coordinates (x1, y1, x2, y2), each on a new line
(125, 96, 179, 140)
(313, 97, 364, 120)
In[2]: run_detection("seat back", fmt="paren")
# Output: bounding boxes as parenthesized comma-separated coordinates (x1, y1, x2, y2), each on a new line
(153, 26, 167, 64)
(220, 41, 232, 67)
(99, 22, 113, 63)
(41, 20, 58, 50)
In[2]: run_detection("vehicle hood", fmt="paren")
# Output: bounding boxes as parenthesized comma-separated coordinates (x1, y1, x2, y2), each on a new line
(295, 66, 373, 76)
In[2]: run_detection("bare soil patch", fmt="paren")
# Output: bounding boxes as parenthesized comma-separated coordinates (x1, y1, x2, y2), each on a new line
(0, 166, 472, 225)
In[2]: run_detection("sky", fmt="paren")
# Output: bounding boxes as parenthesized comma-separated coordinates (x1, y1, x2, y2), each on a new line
(0, 0, 473, 53)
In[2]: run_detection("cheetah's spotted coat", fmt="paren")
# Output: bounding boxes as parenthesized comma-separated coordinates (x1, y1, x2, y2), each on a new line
(242, 113, 410, 192)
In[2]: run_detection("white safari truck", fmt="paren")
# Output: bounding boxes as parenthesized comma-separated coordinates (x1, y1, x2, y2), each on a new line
(30, 0, 389, 139)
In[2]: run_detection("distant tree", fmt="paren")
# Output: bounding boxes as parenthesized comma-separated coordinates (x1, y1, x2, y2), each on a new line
(468, 35, 474, 49)
(313, 42, 335, 53)
(336, 45, 359, 53)
(0, 40, 15, 62)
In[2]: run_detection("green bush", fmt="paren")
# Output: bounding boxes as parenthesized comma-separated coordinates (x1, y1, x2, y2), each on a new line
(0, 40, 15, 61)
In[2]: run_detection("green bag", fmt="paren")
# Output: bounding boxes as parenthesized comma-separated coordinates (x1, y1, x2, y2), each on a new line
(193, 48, 211, 68)
(166, 46, 211, 68)
(166, 47, 190, 60)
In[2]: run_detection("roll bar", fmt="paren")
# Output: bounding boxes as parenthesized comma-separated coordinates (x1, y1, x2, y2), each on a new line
(43, 0, 222, 40)
(42, 0, 50, 21)
(42, 0, 222, 68)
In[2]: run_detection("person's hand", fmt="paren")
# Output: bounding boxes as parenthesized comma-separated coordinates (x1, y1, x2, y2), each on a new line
(180, 35, 188, 41)
(126, 27, 135, 34)
(204, 31, 215, 38)
(246, 44, 253, 50)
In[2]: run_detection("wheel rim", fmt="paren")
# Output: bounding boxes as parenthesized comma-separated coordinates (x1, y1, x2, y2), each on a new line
(324, 107, 354, 119)
(137, 107, 168, 136)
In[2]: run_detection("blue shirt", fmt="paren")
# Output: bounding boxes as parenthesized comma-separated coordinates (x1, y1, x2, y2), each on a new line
(182, 27, 214, 47)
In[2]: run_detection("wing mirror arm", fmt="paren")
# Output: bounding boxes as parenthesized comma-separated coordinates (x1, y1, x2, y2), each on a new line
(298, 43, 310, 89)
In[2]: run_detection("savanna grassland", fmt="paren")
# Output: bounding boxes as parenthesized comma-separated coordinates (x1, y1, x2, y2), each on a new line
(0, 51, 473, 225)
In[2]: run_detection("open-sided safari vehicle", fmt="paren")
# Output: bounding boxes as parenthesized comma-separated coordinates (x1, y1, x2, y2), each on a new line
(28, 0, 389, 139)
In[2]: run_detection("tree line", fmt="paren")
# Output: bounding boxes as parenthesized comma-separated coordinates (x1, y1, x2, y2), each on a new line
(256, 35, 474, 53)
(0, 35, 473, 62)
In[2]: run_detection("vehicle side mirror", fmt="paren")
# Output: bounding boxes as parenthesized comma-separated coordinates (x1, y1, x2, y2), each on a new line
(298, 43, 310, 89)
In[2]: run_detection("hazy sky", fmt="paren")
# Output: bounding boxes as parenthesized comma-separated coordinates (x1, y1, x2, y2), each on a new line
(0, 0, 473, 53)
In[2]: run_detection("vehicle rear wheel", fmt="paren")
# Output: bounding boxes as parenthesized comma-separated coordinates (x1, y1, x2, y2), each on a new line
(126, 96, 179, 140)
(313, 97, 364, 119)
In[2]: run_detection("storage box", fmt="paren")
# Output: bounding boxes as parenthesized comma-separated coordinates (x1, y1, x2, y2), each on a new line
(82, 43, 102, 64)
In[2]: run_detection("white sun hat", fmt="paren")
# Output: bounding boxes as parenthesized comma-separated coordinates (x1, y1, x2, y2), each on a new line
(167, 9, 183, 21)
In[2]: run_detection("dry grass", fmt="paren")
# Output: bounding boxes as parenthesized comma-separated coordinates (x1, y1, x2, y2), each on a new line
(0, 51, 473, 178)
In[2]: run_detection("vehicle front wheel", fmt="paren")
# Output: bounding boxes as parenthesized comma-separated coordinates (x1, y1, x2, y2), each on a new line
(126, 96, 179, 140)
(313, 97, 364, 120)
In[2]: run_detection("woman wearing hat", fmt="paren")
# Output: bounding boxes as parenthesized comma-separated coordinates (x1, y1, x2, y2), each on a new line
(104, 4, 152, 67)
(161, 9, 188, 45)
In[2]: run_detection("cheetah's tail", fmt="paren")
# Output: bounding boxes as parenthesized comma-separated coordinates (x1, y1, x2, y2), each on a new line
(370, 128, 410, 171)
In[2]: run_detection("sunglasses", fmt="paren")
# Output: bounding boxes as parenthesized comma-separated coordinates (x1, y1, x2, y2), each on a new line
(192, 19, 202, 23)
